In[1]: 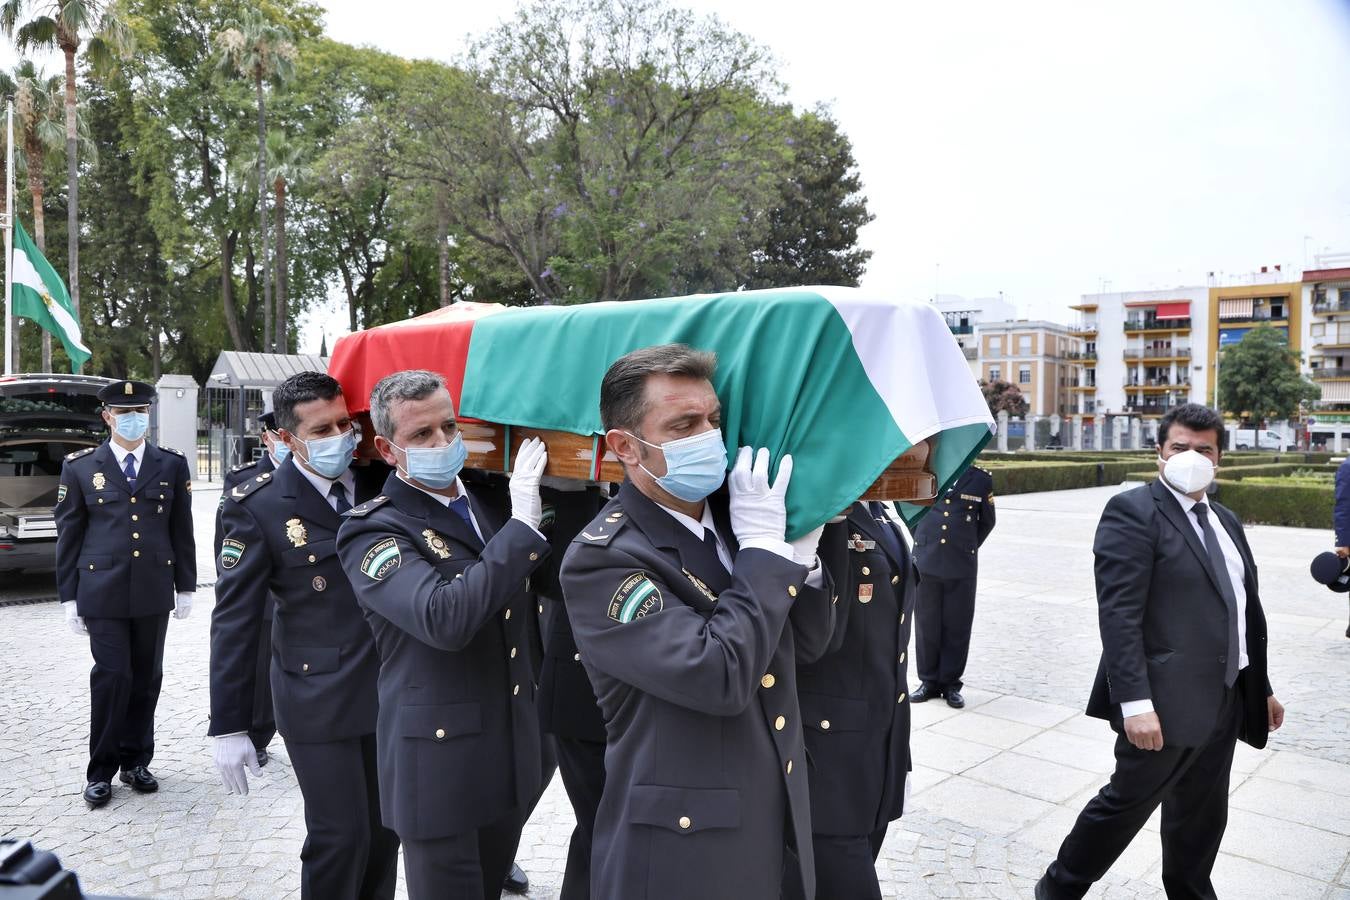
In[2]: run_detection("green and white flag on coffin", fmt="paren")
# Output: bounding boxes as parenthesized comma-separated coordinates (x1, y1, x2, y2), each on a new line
(10, 218, 90, 372)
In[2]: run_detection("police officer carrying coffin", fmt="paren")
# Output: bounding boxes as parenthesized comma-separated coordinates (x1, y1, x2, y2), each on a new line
(209, 372, 399, 900)
(910, 465, 996, 708)
(335, 370, 553, 900)
(55, 379, 197, 808)
(790, 499, 918, 899)
(559, 344, 835, 900)
(212, 411, 289, 767)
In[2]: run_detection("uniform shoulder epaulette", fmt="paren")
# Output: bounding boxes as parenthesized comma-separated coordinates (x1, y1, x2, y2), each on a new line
(344, 494, 391, 518)
(229, 470, 275, 502)
(161, 446, 185, 457)
(65, 447, 95, 461)
(229, 459, 259, 474)
(572, 504, 627, 546)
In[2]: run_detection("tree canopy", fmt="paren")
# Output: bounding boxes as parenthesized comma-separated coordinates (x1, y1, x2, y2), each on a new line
(1217, 325, 1319, 424)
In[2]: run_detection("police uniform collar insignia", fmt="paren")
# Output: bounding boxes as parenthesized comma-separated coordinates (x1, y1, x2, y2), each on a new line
(361, 538, 401, 580)
(92, 472, 106, 491)
(422, 529, 452, 559)
(608, 572, 663, 623)
(220, 538, 245, 569)
(849, 533, 876, 552)
(286, 518, 308, 547)
(681, 567, 718, 603)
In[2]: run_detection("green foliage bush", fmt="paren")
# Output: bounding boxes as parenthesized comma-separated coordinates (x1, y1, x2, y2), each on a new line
(1213, 480, 1333, 528)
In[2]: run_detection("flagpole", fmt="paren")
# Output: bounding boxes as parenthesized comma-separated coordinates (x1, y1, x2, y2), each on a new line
(4, 98, 13, 376)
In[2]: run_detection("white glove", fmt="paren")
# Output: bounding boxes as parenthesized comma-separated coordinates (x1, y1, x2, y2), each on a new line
(174, 591, 194, 620)
(728, 447, 794, 559)
(63, 601, 88, 636)
(789, 524, 826, 567)
(509, 437, 549, 530)
(214, 734, 261, 796)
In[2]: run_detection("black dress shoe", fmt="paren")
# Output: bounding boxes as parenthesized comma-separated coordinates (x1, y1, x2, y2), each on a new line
(256, 748, 270, 769)
(1034, 874, 1055, 899)
(945, 690, 966, 709)
(503, 861, 529, 895)
(910, 684, 941, 703)
(119, 766, 159, 793)
(83, 781, 111, 808)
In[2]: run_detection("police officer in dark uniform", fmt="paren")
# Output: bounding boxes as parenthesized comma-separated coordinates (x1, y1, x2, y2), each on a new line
(212, 411, 287, 767)
(559, 345, 835, 900)
(335, 370, 553, 900)
(209, 372, 399, 900)
(910, 465, 996, 708)
(55, 379, 197, 808)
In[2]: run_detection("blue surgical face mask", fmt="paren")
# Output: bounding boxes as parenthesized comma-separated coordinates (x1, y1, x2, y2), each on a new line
(300, 428, 357, 479)
(112, 410, 150, 442)
(268, 433, 291, 465)
(627, 427, 728, 502)
(391, 432, 467, 490)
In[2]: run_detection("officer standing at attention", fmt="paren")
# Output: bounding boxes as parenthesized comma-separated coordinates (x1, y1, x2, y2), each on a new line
(559, 344, 834, 900)
(789, 499, 918, 899)
(55, 379, 196, 809)
(910, 465, 996, 709)
(335, 370, 553, 900)
(212, 410, 289, 768)
(209, 372, 399, 900)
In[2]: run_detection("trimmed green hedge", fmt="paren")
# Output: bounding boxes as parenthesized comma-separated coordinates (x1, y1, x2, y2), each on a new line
(983, 459, 1160, 494)
(1214, 480, 1333, 528)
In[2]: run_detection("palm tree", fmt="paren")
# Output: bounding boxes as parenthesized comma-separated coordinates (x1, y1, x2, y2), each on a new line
(13, 60, 66, 371)
(214, 8, 296, 354)
(266, 131, 305, 353)
(0, 0, 132, 351)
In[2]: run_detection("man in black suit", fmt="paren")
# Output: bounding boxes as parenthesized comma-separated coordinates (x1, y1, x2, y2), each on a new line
(1036, 404, 1285, 899)
(55, 379, 197, 808)
(336, 369, 553, 900)
(210, 372, 399, 900)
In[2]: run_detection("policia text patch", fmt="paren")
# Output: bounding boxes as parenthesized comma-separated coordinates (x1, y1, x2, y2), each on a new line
(608, 572, 663, 623)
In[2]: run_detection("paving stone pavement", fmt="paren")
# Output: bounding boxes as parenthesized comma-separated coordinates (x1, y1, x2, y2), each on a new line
(1, 482, 1347, 898)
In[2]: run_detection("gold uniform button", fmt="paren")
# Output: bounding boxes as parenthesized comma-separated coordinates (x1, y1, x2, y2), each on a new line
(941, 524, 947, 530)
(302, 663, 310, 672)
(786, 760, 794, 774)
(529, 552, 539, 561)
(891, 575, 899, 585)
(130, 497, 136, 504)
(166, 559, 172, 565)
(131, 514, 138, 522)
(538, 603, 544, 615)
(132, 532, 140, 539)
(132, 550, 140, 558)
(510, 647, 518, 659)
(513, 684, 521, 696)
(901, 612, 906, 625)
(861, 566, 870, 576)
(898, 692, 907, 703)
(944, 498, 950, 505)
(97, 498, 104, 504)
(504, 609, 512, 620)
(573, 653, 582, 662)
(899, 652, 906, 663)
(943, 511, 950, 517)
(308, 554, 317, 563)
(787, 585, 798, 598)
(435, 728, 445, 739)
(88, 564, 94, 571)
(678, 816, 691, 830)
(774, 715, 786, 731)
(940, 538, 946, 544)
(820, 719, 831, 730)
(761, 673, 776, 689)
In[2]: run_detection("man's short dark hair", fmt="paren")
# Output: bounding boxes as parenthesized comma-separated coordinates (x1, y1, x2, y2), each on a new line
(273, 372, 343, 433)
(369, 369, 446, 439)
(1157, 403, 1225, 449)
(600, 344, 717, 433)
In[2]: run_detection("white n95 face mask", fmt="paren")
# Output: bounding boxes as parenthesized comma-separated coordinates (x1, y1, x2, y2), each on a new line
(1160, 449, 1215, 494)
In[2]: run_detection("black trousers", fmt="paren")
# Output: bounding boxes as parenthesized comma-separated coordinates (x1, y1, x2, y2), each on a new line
(84, 613, 169, 783)
(914, 575, 976, 691)
(286, 732, 400, 900)
(555, 736, 606, 900)
(249, 607, 277, 751)
(401, 809, 523, 900)
(783, 824, 889, 900)
(1044, 685, 1242, 899)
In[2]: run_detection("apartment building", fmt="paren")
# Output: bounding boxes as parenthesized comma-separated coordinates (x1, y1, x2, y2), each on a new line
(1301, 258, 1350, 421)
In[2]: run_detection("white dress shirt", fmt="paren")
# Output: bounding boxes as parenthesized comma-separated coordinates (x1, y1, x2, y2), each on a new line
(1121, 481, 1249, 718)
(401, 475, 486, 542)
(292, 458, 358, 514)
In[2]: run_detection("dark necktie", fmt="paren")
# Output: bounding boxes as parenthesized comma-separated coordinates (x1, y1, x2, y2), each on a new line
(1191, 504, 1240, 686)
(449, 495, 473, 530)
(702, 527, 721, 559)
(123, 454, 137, 491)
(330, 481, 352, 514)
(868, 501, 905, 564)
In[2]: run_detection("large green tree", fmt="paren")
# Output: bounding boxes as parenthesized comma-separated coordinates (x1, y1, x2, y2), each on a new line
(1217, 325, 1319, 424)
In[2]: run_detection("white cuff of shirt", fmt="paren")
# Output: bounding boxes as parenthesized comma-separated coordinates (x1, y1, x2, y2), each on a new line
(1120, 698, 1155, 718)
(803, 557, 825, 588)
(737, 537, 795, 562)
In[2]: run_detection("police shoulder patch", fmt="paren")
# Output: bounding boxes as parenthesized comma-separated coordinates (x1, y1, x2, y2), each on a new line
(361, 537, 401, 581)
(220, 538, 246, 570)
(608, 571, 663, 623)
(65, 447, 95, 461)
(344, 495, 390, 518)
(230, 472, 275, 503)
(57, 484, 68, 503)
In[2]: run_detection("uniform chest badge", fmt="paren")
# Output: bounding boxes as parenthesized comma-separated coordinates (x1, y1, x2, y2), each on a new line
(608, 571, 663, 623)
(422, 529, 452, 559)
(849, 533, 876, 553)
(681, 567, 718, 603)
(312, 575, 327, 592)
(286, 518, 308, 548)
(92, 472, 106, 491)
(858, 583, 874, 604)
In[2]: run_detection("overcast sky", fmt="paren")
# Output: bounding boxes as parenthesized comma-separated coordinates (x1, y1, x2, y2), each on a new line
(7, 0, 1350, 348)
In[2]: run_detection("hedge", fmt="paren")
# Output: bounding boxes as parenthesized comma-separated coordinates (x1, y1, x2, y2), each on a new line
(1213, 480, 1334, 528)
(982, 460, 1160, 494)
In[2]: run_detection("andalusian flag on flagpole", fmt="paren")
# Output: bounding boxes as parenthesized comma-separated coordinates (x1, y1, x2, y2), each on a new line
(10, 218, 90, 372)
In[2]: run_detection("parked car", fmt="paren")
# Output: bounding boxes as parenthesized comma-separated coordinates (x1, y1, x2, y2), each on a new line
(1232, 427, 1288, 451)
(0, 373, 113, 574)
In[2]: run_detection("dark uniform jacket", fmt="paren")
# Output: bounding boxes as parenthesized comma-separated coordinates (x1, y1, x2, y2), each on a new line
(559, 481, 835, 900)
(336, 473, 552, 841)
(209, 458, 380, 743)
(800, 503, 917, 836)
(214, 454, 277, 620)
(1085, 478, 1272, 750)
(911, 466, 995, 579)
(54, 441, 197, 617)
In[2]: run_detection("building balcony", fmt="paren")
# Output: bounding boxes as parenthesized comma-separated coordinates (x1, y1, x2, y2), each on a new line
(1125, 380, 1192, 391)
(1122, 348, 1192, 361)
(1218, 311, 1287, 324)
(1069, 302, 1099, 312)
(1068, 325, 1098, 337)
(1125, 318, 1191, 333)
(948, 323, 974, 335)
(1068, 382, 1098, 391)
(1314, 338, 1350, 350)
(1063, 351, 1098, 362)
(1313, 299, 1350, 315)
(1311, 368, 1350, 380)
(962, 346, 978, 360)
